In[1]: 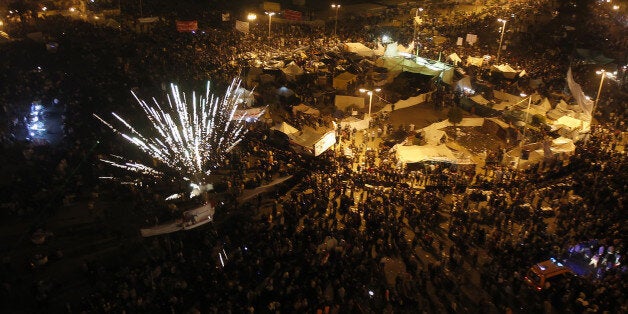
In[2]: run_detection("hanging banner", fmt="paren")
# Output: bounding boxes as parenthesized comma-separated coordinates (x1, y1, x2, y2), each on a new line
(566, 68, 594, 119)
(283, 9, 302, 21)
(456, 37, 463, 46)
(235, 20, 250, 33)
(176, 20, 198, 32)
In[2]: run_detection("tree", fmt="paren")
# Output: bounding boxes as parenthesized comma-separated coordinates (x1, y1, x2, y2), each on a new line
(448, 106, 463, 126)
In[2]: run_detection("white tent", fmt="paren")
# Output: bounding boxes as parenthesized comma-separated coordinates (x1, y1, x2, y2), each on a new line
(292, 104, 320, 116)
(340, 116, 370, 131)
(234, 87, 255, 106)
(552, 115, 586, 131)
(421, 129, 447, 145)
(466, 56, 484, 67)
(375, 56, 455, 84)
(550, 137, 576, 154)
(456, 75, 473, 92)
(491, 64, 519, 79)
(469, 95, 490, 106)
(448, 53, 462, 65)
(335, 95, 365, 111)
(281, 62, 304, 81)
(379, 92, 432, 113)
(289, 127, 336, 156)
(271, 122, 299, 135)
(232, 107, 266, 121)
(344, 42, 375, 57)
(394, 144, 458, 165)
(333, 72, 357, 90)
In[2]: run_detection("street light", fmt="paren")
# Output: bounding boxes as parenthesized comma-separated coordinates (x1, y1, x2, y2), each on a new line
(496, 18, 507, 64)
(593, 70, 616, 118)
(247, 13, 257, 33)
(265, 11, 275, 37)
(331, 4, 340, 37)
(519, 93, 533, 140)
(359, 88, 381, 117)
(414, 8, 423, 55)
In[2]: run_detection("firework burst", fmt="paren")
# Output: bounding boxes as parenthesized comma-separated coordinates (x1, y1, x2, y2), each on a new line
(95, 78, 255, 187)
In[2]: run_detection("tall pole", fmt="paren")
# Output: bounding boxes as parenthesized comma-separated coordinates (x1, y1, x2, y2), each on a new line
(360, 88, 381, 117)
(593, 70, 607, 119)
(414, 8, 423, 56)
(368, 92, 373, 117)
(522, 95, 532, 139)
(265, 12, 275, 37)
(332, 4, 340, 37)
(496, 19, 507, 64)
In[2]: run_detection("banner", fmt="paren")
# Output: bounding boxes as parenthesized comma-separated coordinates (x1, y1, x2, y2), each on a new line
(176, 20, 198, 32)
(235, 20, 249, 33)
(456, 37, 463, 46)
(138, 17, 158, 23)
(284, 9, 302, 21)
(465, 33, 477, 46)
(222, 13, 230, 22)
(566, 68, 594, 119)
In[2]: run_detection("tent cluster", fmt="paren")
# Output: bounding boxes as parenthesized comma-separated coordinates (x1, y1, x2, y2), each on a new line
(271, 105, 337, 157)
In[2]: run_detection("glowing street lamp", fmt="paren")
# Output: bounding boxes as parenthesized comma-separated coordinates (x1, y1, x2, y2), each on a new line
(414, 8, 423, 55)
(359, 88, 382, 117)
(265, 11, 275, 37)
(331, 4, 341, 37)
(247, 13, 257, 21)
(496, 18, 507, 64)
(593, 70, 616, 117)
(519, 93, 533, 139)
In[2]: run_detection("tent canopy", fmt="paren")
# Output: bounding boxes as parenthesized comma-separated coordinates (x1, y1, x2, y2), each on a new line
(469, 94, 490, 106)
(335, 95, 365, 111)
(292, 103, 320, 116)
(394, 144, 458, 165)
(375, 56, 454, 84)
(448, 53, 462, 65)
(466, 56, 484, 67)
(344, 42, 375, 57)
(271, 122, 299, 135)
(281, 61, 304, 80)
(333, 71, 357, 90)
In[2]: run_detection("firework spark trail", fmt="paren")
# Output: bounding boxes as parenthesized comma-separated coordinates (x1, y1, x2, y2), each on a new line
(95, 78, 254, 185)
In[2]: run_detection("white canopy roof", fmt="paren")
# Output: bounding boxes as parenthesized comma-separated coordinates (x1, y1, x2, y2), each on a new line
(271, 122, 299, 135)
(394, 144, 458, 164)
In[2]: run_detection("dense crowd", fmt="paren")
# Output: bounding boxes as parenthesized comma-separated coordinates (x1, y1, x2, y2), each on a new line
(0, 0, 625, 312)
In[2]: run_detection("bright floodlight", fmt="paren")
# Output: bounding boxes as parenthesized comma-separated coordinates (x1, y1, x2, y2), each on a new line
(265, 11, 275, 16)
(247, 13, 257, 21)
(94, 78, 255, 188)
(331, 4, 340, 8)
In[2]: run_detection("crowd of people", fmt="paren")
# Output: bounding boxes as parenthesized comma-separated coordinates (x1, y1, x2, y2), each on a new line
(0, 0, 625, 312)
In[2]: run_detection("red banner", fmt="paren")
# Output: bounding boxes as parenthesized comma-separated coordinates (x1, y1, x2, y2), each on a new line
(176, 20, 198, 32)
(283, 9, 302, 21)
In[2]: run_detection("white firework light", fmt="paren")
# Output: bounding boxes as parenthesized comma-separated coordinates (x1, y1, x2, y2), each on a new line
(95, 78, 253, 187)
